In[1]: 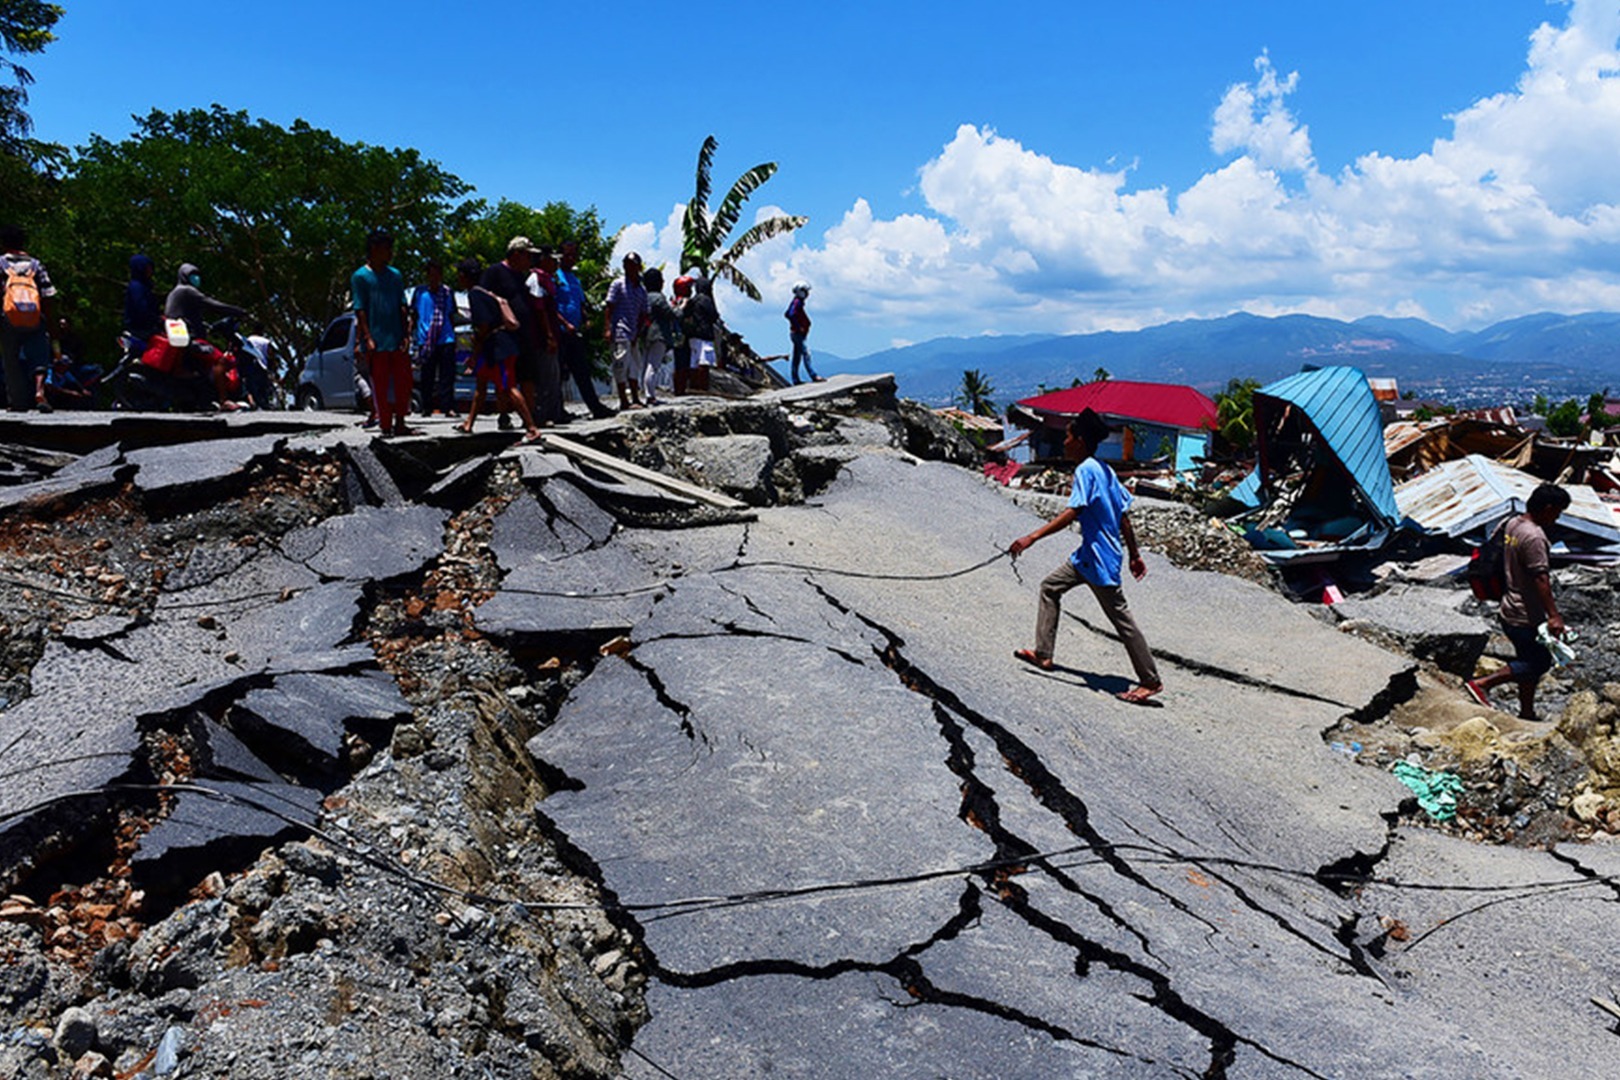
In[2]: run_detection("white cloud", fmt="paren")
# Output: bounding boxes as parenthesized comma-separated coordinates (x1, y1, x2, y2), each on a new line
(1211, 52, 1315, 172)
(616, 0, 1620, 356)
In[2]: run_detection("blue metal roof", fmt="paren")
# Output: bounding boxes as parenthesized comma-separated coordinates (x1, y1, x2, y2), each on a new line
(1255, 365, 1400, 526)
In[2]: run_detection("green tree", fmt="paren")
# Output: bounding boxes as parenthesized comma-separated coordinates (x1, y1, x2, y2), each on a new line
(679, 135, 806, 301)
(0, 0, 62, 149)
(1214, 377, 1261, 452)
(42, 107, 474, 372)
(1091, 366, 1110, 383)
(1586, 390, 1618, 430)
(446, 197, 618, 374)
(955, 368, 997, 418)
(0, 1, 64, 225)
(1545, 398, 1583, 438)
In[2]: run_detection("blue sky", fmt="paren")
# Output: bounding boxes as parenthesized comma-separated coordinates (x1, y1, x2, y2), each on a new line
(25, 0, 1618, 357)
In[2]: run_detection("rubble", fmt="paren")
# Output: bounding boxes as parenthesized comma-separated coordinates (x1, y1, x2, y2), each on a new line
(1, 373, 1619, 1075)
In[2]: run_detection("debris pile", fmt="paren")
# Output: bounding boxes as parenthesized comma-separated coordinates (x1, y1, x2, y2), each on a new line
(0, 375, 986, 1078)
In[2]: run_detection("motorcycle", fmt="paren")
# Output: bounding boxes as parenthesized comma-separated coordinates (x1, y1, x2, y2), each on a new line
(107, 317, 270, 412)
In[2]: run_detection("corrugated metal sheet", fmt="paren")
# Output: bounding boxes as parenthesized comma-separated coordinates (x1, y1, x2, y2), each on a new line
(933, 407, 1002, 432)
(1256, 365, 1400, 526)
(1016, 381, 1218, 431)
(1394, 454, 1620, 544)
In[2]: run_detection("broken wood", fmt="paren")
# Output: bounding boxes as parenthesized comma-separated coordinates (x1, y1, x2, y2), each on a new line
(535, 434, 752, 512)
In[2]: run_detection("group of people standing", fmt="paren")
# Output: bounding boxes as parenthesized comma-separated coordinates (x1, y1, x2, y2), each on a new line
(355, 234, 744, 439)
(600, 252, 724, 410)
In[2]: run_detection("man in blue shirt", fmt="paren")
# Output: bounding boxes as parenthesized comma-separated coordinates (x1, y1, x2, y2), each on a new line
(412, 257, 457, 416)
(1009, 408, 1162, 703)
(554, 239, 612, 419)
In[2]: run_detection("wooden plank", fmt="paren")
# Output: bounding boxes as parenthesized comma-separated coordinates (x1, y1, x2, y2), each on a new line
(536, 434, 752, 512)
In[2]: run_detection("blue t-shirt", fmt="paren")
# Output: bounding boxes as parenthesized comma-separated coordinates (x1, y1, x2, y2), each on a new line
(351, 264, 407, 351)
(1067, 456, 1133, 587)
(554, 267, 585, 329)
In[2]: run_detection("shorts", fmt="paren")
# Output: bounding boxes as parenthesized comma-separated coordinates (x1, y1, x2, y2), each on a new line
(1502, 621, 1553, 681)
(611, 338, 641, 384)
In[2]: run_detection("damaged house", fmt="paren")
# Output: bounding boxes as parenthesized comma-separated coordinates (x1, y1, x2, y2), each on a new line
(1229, 365, 1401, 564)
(1006, 380, 1217, 473)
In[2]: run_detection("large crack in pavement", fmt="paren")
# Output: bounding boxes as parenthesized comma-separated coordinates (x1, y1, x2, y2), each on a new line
(808, 578, 1344, 1079)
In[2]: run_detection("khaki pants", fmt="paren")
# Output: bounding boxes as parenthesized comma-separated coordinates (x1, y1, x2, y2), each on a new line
(1035, 561, 1160, 687)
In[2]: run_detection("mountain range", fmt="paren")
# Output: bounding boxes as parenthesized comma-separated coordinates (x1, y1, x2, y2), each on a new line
(818, 311, 1620, 407)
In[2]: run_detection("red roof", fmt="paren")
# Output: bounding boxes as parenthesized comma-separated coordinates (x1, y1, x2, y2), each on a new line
(1016, 381, 1218, 431)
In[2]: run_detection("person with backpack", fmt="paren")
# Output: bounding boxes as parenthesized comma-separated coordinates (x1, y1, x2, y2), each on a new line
(785, 280, 822, 384)
(679, 274, 720, 394)
(640, 267, 678, 406)
(456, 257, 540, 441)
(0, 224, 57, 413)
(1464, 484, 1572, 721)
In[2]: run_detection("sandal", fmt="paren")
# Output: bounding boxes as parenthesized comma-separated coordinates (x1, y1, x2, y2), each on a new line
(1013, 649, 1054, 671)
(1117, 684, 1163, 705)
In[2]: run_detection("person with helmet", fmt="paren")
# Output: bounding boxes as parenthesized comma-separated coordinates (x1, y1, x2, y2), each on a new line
(785, 280, 822, 384)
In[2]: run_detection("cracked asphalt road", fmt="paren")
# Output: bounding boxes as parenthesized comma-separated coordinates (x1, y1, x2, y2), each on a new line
(525, 451, 1620, 1078)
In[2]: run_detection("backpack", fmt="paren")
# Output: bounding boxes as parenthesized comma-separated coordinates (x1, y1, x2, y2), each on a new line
(473, 286, 518, 332)
(1467, 520, 1508, 601)
(4, 260, 42, 330)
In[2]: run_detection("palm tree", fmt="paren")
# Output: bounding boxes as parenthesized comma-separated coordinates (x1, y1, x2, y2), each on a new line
(955, 369, 998, 418)
(680, 135, 807, 301)
(1091, 366, 1111, 383)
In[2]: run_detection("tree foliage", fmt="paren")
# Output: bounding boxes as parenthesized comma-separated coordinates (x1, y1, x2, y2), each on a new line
(955, 368, 997, 418)
(680, 135, 806, 302)
(40, 107, 477, 367)
(0, 0, 62, 148)
(1544, 398, 1583, 438)
(1214, 377, 1261, 452)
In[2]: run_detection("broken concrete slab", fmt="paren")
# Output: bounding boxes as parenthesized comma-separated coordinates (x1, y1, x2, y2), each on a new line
(476, 539, 664, 642)
(337, 441, 404, 507)
(517, 451, 698, 515)
(130, 778, 322, 892)
(125, 434, 287, 512)
(0, 466, 126, 513)
(232, 671, 411, 775)
(536, 479, 616, 549)
(194, 717, 282, 783)
(682, 435, 775, 505)
(286, 504, 448, 583)
(1333, 584, 1491, 677)
(529, 638, 991, 973)
(422, 454, 496, 508)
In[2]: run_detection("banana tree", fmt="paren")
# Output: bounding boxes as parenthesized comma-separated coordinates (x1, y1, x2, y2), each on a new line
(680, 135, 806, 301)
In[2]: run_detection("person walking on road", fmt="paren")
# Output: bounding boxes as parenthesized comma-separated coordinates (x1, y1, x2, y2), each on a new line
(1009, 408, 1162, 704)
(352, 229, 414, 436)
(1464, 483, 1572, 721)
(0, 225, 57, 413)
(785, 280, 821, 384)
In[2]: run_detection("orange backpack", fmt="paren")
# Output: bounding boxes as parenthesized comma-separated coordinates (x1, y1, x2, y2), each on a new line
(3, 261, 41, 330)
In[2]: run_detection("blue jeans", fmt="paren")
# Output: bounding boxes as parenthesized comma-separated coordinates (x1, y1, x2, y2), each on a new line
(790, 333, 818, 383)
(417, 340, 457, 414)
